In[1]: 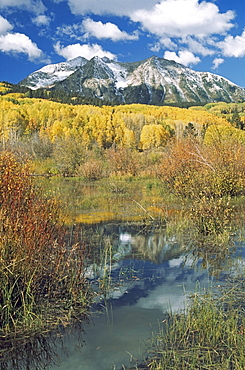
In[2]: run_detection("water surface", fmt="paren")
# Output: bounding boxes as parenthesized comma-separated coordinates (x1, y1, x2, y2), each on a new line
(49, 221, 222, 370)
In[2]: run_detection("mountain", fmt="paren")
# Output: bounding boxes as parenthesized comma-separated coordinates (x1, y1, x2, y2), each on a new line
(20, 56, 88, 90)
(19, 56, 245, 104)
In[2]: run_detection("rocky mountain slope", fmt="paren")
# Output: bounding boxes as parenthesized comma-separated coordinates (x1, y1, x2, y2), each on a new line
(20, 56, 245, 104)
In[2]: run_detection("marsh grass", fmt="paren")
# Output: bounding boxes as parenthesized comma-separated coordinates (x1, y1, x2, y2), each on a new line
(44, 176, 177, 226)
(147, 287, 245, 369)
(97, 237, 113, 295)
(0, 152, 92, 339)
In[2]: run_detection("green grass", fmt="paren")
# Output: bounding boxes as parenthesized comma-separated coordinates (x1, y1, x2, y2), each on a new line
(147, 287, 245, 369)
(37, 175, 179, 225)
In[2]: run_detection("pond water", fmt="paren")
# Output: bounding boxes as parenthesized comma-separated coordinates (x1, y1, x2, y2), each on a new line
(1, 214, 244, 370)
(1, 177, 245, 369)
(46, 220, 243, 370)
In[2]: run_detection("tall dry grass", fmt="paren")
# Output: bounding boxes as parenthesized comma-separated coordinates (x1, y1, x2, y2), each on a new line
(0, 152, 91, 336)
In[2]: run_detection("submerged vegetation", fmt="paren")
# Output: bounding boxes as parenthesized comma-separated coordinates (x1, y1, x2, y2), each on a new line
(1, 88, 245, 368)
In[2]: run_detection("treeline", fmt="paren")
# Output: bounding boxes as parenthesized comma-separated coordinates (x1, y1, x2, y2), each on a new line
(198, 101, 245, 129)
(0, 81, 218, 108)
(1, 89, 245, 177)
(0, 81, 116, 106)
(0, 92, 232, 149)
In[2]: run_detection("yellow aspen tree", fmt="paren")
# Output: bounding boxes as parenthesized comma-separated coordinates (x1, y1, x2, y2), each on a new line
(140, 124, 170, 150)
(122, 127, 136, 148)
(204, 124, 245, 145)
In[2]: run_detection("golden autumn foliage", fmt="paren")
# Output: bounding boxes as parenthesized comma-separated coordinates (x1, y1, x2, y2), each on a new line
(140, 123, 170, 149)
(0, 82, 12, 94)
(204, 123, 245, 145)
(0, 94, 231, 151)
(155, 137, 245, 235)
(106, 146, 140, 176)
(2, 94, 245, 183)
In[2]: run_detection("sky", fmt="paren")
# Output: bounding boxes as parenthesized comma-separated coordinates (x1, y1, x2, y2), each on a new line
(1, 0, 245, 87)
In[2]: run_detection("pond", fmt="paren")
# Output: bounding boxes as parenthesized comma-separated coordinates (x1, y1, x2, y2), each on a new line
(47, 220, 244, 370)
(1, 178, 245, 369)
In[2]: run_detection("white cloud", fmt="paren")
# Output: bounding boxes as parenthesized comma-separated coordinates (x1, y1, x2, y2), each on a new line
(0, 32, 42, 60)
(32, 14, 51, 26)
(0, 0, 46, 14)
(0, 0, 31, 7)
(57, 19, 139, 43)
(212, 58, 224, 70)
(53, 0, 241, 69)
(56, 24, 82, 38)
(30, 0, 46, 14)
(149, 42, 161, 53)
(0, 9, 45, 62)
(82, 18, 138, 41)
(163, 50, 200, 66)
(54, 41, 116, 60)
(0, 16, 13, 35)
(218, 30, 245, 58)
(182, 36, 215, 56)
(131, 0, 235, 39)
(66, 0, 156, 16)
(159, 37, 177, 49)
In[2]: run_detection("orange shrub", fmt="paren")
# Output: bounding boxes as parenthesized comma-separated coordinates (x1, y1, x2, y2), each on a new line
(77, 159, 104, 180)
(0, 152, 89, 334)
(106, 147, 140, 176)
(155, 138, 245, 199)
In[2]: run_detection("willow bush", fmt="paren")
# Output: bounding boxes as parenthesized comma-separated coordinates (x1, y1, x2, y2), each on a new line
(0, 152, 91, 336)
(155, 138, 245, 236)
(156, 138, 245, 200)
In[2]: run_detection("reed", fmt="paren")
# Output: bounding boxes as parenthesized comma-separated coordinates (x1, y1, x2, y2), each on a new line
(147, 288, 245, 369)
(0, 152, 92, 337)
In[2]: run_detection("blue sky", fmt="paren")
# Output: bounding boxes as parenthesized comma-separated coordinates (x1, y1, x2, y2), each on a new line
(1, 0, 245, 87)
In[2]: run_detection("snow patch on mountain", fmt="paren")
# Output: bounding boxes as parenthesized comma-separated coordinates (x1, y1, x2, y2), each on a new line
(107, 62, 128, 89)
(19, 56, 245, 104)
(22, 56, 88, 90)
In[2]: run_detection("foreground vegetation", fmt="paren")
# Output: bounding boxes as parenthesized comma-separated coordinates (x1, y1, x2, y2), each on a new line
(147, 285, 245, 369)
(0, 152, 92, 340)
(1, 87, 245, 368)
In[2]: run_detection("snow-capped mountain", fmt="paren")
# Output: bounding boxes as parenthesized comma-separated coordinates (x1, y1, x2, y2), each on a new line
(20, 56, 245, 104)
(21, 56, 88, 90)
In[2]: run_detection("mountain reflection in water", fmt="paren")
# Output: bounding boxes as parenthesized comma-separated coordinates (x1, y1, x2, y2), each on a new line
(48, 221, 220, 370)
(1, 220, 243, 370)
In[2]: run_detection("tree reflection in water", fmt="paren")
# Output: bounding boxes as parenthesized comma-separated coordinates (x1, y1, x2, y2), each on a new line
(1, 216, 243, 370)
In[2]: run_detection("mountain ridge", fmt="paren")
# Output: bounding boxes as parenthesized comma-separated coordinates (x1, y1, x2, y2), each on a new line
(19, 56, 245, 104)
